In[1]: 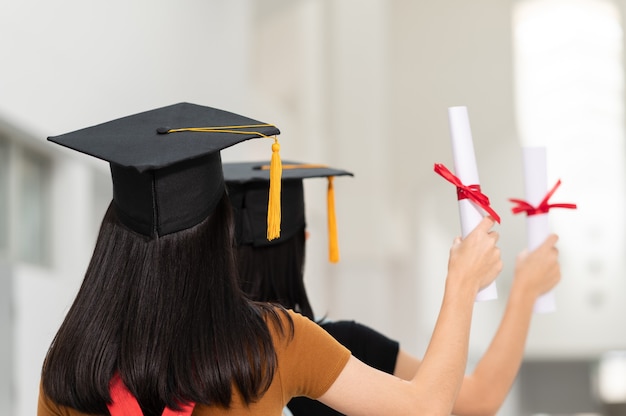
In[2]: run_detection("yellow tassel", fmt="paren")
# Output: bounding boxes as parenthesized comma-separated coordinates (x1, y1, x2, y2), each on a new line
(327, 176, 339, 263)
(266, 138, 282, 240)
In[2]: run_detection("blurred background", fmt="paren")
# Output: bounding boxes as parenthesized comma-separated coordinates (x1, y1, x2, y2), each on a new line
(1, 0, 625, 414)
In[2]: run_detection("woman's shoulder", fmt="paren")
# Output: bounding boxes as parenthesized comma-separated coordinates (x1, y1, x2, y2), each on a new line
(267, 308, 351, 400)
(263, 306, 323, 336)
(260, 306, 345, 351)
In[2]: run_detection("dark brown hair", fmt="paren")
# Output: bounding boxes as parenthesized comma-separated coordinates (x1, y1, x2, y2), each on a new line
(236, 227, 315, 321)
(42, 194, 292, 416)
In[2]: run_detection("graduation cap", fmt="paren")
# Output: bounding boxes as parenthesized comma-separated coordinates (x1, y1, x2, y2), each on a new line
(224, 161, 353, 262)
(48, 102, 282, 238)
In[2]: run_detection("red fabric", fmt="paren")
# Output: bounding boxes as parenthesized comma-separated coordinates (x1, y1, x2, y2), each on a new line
(107, 374, 195, 416)
(509, 179, 577, 216)
(434, 163, 501, 223)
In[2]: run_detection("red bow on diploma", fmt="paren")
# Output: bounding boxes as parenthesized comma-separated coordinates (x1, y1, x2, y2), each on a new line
(434, 163, 501, 223)
(509, 179, 577, 216)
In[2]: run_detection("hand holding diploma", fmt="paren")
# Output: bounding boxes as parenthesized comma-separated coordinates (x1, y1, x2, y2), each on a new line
(509, 146, 577, 313)
(435, 106, 501, 301)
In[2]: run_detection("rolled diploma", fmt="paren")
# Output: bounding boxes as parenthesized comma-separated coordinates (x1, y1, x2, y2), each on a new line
(522, 146, 556, 313)
(448, 106, 497, 301)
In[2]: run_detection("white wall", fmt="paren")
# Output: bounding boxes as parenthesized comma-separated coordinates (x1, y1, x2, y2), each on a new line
(0, 0, 255, 138)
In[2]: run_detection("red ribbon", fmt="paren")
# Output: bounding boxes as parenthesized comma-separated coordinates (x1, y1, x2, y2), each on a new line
(509, 179, 577, 216)
(434, 163, 501, 223)
(107, 373, 195, 416)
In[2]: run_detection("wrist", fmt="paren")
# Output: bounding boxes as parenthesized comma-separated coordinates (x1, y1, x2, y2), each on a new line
(444, 273, 481, 304)
(508, 282, 538, 309)
(446, 263, 488, 292)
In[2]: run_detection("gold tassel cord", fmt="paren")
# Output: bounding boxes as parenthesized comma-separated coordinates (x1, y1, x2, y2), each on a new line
(165, 124, 276, 136)
(260, 163, 342, 262)
(327, 176, 339, 263)
(260, 163, 329, 170)
(266, 138, 282, 240)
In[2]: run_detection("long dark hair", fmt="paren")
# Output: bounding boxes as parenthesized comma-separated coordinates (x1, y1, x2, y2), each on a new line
(42, 193, 291, 415)
(236, 227, 315, 321)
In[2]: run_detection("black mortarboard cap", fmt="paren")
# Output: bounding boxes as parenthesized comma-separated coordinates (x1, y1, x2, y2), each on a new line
(224, 161, 353, 262)
(48, 102, 281, 237)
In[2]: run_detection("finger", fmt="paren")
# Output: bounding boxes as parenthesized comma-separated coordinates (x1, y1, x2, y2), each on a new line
(474, 215, 496, 233)
(488, 230, 500, 243)
(517, 248, 529, 261)
(545, 233, 559, 243)
(540, 234, 559, 251)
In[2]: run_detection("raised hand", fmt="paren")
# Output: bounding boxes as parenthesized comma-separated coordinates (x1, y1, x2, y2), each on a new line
(513, 233, 561, 299)
(447, 216, 503, 294)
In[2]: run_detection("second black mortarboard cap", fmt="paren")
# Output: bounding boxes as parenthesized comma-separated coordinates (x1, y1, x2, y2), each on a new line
(224, 161, 353, 262)
(48, 102, 281, 237)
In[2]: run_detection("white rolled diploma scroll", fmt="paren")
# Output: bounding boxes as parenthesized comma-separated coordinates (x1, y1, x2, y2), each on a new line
(522, 146, 556, 313)
(448, 106, 498, 301)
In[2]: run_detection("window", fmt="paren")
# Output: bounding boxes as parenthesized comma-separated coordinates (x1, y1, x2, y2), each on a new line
(513, 0, 623, 153)
(0, 137, 8, 253)
(90, 169, 112, 242)
(513, 0, 626, 347)
(17, 148, 50, 266)
(513, 0, 624, 259)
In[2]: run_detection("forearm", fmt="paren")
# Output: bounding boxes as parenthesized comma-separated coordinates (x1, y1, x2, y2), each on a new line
(454, 288, 536, 415)
(411, 280, 478, 414)
(414, 219, 502, 414)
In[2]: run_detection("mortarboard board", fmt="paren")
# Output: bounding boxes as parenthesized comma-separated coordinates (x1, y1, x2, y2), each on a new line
(48, 102, 282, 238)
(224, 161, 353, 262)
